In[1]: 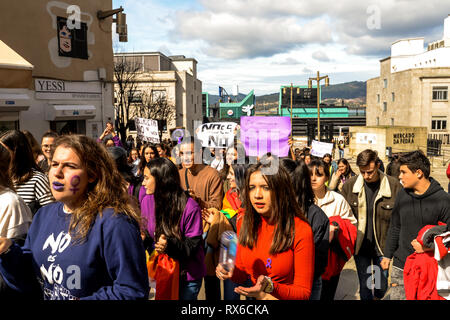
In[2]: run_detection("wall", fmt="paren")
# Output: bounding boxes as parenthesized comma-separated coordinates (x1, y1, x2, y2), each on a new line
(349, 126, 427, 161)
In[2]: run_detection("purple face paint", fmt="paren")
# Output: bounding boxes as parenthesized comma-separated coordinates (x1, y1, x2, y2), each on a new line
(70, 175, 81, 195)
(52, 181, 64, 191)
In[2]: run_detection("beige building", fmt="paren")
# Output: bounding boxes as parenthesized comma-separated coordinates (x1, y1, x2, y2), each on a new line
(367, 16, 450, 144)
(348, 126, 428, 162)
(0, 0, 118, 139)
(113, 52, 203, 141)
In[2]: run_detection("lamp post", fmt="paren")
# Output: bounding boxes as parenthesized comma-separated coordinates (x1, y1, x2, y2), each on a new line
(308, 71, 329, 142)
(290, 83, 293, 138)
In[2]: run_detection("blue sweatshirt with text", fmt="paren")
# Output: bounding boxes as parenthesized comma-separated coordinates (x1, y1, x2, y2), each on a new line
(0, 202, 149, 300)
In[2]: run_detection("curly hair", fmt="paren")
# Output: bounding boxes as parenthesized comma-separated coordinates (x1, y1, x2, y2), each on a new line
(51, 135, 143, 243)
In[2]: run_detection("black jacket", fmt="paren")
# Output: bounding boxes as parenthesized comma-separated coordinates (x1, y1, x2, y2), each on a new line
(307, 204, 330, 279)
(383, 178, 450, 268)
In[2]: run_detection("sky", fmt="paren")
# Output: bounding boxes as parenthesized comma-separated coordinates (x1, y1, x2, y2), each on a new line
(112, 0, 450, 96)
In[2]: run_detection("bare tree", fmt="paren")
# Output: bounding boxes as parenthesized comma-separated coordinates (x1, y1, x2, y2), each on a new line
(138, 90, 176, 140)
(113, 56, 142, 144)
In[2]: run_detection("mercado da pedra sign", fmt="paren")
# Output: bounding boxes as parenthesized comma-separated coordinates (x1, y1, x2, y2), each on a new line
(393, 132, 415, 144)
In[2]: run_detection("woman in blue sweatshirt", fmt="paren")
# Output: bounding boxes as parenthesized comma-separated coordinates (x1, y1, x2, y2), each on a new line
(0, 135, 149, 300)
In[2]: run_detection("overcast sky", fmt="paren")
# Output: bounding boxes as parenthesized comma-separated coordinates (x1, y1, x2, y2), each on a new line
(112, 0, 450, 95)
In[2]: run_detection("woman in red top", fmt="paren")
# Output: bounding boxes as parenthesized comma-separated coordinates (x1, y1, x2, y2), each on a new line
(216, 158, 315, 300)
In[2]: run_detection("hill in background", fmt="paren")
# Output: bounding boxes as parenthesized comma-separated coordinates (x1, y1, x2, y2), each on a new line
(206, 81, 366, 108)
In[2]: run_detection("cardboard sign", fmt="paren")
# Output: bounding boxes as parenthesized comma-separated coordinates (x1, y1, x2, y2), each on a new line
(195, 122, 238, 148)
(240, 116, 291, 157)
(311, 140, 334, 158)
(135, 117, 160, 144)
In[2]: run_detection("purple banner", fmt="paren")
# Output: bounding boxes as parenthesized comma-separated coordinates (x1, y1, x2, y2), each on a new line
(240, 116, 291, 157)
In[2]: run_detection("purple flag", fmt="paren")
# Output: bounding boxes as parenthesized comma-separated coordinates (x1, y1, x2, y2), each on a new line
(240, 116, 291, 157)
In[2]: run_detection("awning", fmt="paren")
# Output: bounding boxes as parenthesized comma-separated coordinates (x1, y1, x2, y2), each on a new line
(45, 104, 96, 121)
(0, 93, 31, 111)
(0, 40, 33, 88)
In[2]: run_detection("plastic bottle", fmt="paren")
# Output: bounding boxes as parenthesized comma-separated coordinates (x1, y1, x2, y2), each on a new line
(219, 231, 237, 272)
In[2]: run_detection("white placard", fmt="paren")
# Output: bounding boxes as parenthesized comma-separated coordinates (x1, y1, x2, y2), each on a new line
(356, 133, 377, 144)
(195, 122, 238, 148)
(311, 140, 334, 158)
(135, 117, 160, 144)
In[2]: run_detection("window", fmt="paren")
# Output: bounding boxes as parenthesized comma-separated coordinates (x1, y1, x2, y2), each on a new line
(376, 117, 380, 126)
(383, 79, 388, 88)
(383, 102, 387, 112)
(151, 90, 167, 102)
(57, 16, 88, 59)
(392, 92, 395, 102)
(431, 118, 447, 130)
(128, 90, 142, 103)
(432, 86, 448, 101)
(377, 94, 380, 103)
(391, 118, 394, 126)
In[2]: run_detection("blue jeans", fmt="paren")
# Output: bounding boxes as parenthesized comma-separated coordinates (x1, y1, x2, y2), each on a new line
(339, 149, 344, 159)
(179, 279, 202, 300)
(309, 277, 322, 300)
(354, 254, 388, 300)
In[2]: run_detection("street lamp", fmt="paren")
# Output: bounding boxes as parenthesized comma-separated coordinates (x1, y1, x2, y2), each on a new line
(308, 71, 329, 142)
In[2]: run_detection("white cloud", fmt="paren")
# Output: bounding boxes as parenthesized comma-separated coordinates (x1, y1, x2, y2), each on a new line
(113, 0, 450, 95)
(312, 50, 331, 62)
(172, 12, 332, 59)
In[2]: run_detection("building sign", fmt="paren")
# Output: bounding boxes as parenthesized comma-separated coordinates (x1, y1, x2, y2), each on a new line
(393, 132, 415, 144)
(195, 122, 238, 148)
(35, 79, 101, 100)
(135, 117, 160, 144)
(356, 133, 377, 144)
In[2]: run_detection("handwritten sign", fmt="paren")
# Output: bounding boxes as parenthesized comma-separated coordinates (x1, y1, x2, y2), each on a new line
(195, 122, 238, 148)
(135, 117, 160, 144)
(311, 140, 334, 158)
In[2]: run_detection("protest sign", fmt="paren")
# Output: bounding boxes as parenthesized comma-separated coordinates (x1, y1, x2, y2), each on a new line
(135, 117, 160, 144)
(195, 122, 238, 148)
(311, 140, 334, 157)
(240, 116, 291, 157)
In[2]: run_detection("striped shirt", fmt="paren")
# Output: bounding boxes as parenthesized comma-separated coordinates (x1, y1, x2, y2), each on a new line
(14, 169, 55, 212)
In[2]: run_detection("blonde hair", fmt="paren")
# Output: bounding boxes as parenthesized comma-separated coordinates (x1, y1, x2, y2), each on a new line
(52, 135, 142, 242)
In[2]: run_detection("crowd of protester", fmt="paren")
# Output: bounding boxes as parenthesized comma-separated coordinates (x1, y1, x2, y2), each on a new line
(0, 126, 449, 301)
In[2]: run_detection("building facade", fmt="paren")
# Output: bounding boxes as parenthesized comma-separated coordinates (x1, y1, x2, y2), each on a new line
(367, 15, 450, 144)
(113, 52, 203, 140)
(0, 0, 117, 140)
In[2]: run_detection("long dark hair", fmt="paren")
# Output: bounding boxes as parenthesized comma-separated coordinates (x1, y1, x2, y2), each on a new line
(138, 143, 160, 174)
(337, 158, 355, 177)
(0, 130, 41, 184)
(239, 159, 308, 254)
(292, 162, 315, 216)
(0, 142, 14, 191)
(231, 163, 250, 203)
(146, 157, 188, 241)
(279, 158, 315, 216)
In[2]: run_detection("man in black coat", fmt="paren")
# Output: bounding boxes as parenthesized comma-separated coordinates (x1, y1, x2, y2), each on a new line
(381, 150, 450, 300)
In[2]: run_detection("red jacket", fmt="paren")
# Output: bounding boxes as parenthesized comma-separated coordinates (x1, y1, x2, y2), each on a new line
(447, 163, 450, 180)
(404, 225, 446, 300)
(322, 216, 356, 281)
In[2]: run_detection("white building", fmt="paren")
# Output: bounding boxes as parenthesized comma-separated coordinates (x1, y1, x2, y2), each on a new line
(367, 15, 450, 144)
